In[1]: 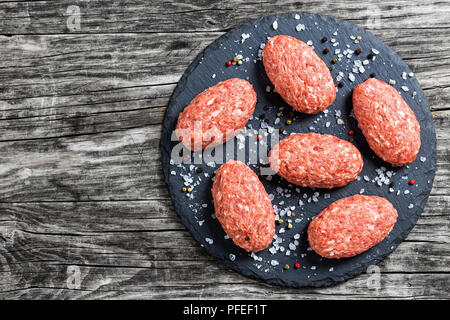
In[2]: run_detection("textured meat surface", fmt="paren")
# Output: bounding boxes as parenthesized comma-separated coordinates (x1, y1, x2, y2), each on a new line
(353, 78, 421, 166)
(262, 35, 336, 114)
(308, 195, 398, 259)
(176, 78, 256, 151)
(269, 133, 363, 189)
(211, 160, 275, 252)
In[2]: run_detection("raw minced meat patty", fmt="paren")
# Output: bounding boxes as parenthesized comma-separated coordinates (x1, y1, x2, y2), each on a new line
(176, 78, 256, 151)
(353, 78, 421, 166)
(308, 194, 398, 259)
(262, 35, 336, 114)
(211, 160, 275, 252)
(269, 133, 363, 189)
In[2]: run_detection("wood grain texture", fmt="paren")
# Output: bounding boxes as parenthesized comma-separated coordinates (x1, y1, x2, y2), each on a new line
(0, 0, 449, 299)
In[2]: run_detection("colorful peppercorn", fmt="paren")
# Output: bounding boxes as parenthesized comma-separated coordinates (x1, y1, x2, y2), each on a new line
(284, 264, 290, 270)
(287, 223, 293, 229)
(355, 48, 362, 55)
(321, 37, 328, 43)
(356, 35, 362, 41)
(187, 187, 193, 193)
(286, 119, 292, 125)
(232, 56, 239, 63)
(294, 262, 301, 269)
(245, 236, 250, 241)
(348, 130, 354, 135)
(226, 60, 232, 66)
(409, 179, 416, 185)
(370, 72, 376, 78)
(276, 112, 282, 117)
(331, 58, 338, 64)
(323, 48, 330, 54)
(291, 212, 296, 217)
(196, 167, 203, 174)
(338, 82, 344, 88)
(277, 219, 284, 225)
(182, 187, 187, 192)
(237, 60, 243, 66)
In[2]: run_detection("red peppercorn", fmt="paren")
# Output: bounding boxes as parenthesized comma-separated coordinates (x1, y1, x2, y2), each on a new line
(294, 262, 301, 269)
(348, 130, 354, 135)
(409, 179, 416, 185)
(226, 60, 232, 66)
(257, 135, 262, 141)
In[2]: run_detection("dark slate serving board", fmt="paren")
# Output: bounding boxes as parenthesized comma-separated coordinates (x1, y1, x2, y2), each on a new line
(160, 12, 436, 287)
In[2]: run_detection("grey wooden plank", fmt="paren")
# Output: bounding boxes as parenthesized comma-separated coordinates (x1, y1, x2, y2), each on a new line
(0, 29, 449, 118)
(0, 0, 449, 34)
(0, 194, 449, 299)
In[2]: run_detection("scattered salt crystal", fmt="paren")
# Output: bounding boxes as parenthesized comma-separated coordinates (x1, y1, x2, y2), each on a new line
(372, 48, 380, 54)
(271, 260, 279, 266)
(229, 254, 236, 261)
(420, 156, 426, 162)
(294, 14, 300, 20)
(329, 267, 334, 272)
(272, 20, 278, 30)
(349, 73, 356, 82)
(408, 203, 414, 209)
(389, 79, 396, 85)
(296, 24, 306, 32)
(241, 33, 250, 43)
(401, 86, 409, 92)
(205, 238, 213, 245)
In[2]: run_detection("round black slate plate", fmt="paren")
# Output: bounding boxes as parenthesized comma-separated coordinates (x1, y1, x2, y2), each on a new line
(160, 12, 436, 287)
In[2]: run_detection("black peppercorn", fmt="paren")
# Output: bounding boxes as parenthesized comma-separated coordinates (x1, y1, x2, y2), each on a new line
(338, 82, 344, 88)
(196, 167, 203, 174)
(367, 53, 374, 59)
(321, 37, 327, 43)
(370, 72, 376, 78)
(245, 236, 250, 241)
(323, 48, 330, 54)
(355, 48, 362, 55)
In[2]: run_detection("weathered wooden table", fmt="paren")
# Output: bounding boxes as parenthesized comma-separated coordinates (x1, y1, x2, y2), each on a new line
(0, 0, 449, 299)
